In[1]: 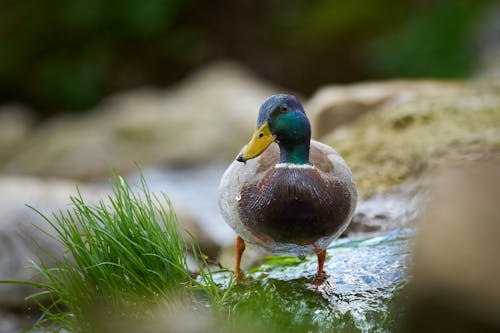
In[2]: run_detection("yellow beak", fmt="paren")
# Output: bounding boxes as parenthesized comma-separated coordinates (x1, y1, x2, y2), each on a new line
(237, 122, 276, 162)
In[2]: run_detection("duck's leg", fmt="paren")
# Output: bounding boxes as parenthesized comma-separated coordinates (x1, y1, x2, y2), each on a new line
(234, 236, 246, 278)
(304, 248, 330, 290)
(316, 249, 327, 277)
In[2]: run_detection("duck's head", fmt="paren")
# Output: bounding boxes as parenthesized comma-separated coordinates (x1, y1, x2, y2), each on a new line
(237, 94, 311, 163)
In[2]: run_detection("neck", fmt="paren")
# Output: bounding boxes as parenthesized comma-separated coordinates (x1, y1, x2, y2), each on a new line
(278, 142, 311, 165)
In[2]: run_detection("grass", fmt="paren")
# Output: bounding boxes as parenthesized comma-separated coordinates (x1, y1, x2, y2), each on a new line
(2, 172, 232, 332)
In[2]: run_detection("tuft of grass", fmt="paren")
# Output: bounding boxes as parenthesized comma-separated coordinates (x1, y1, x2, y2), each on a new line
(6, 172, 230, 332)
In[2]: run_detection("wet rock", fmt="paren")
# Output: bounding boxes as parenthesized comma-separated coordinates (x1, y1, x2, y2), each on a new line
(0, 309, 39, 333)
(0, 175, 214, 309)
(0, 104, 34, 165)
(0, 311, 19, 333)
(345, 178, 429, 236)
(321, 79, 500, 197)
(404, 161, 500, 332)
(306, 80, 464, 139)
(0, 176, 94, 308)
(3, 62, 280, 179)
(212, 228, 412, 333)
(474, 4, 500, 77)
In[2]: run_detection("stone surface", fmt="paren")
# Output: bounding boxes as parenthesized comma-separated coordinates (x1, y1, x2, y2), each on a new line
(0, 309, 39, 333)
(306, 80, 464, 139)
(405, 161, 500, 332)
(320, 79, 500, 197)
(0, 105, 34, 165)
(3, 62, 281, 179)
(0, 176, 94, 308)
(346, 178, 429, 236)
(0, 175, 213, 308)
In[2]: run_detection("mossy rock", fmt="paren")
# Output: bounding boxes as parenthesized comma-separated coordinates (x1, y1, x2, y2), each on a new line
(2, 62, 280, 179)
(322, 80, 500, 198)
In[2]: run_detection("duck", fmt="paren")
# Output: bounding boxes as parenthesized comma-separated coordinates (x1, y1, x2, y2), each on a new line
(217, 94, 357, 282)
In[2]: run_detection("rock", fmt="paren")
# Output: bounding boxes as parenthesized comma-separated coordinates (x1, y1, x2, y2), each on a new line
(474, 4, 500, 77)
(320, 79, 500, 197)
(0, 309, 38, 333)
(345, 178, 429, 236)
(0, 105, 34, 165)
(306, 80, 465, 139)
(404, 161, 500, 332)
(0, 176, 94, 308)
(3, 62, 281, 179)
(0, 175, 213, 309)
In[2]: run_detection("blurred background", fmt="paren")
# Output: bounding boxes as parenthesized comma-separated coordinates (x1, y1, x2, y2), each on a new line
(0, 0, 499, 116)
(1, 0, 500, 332)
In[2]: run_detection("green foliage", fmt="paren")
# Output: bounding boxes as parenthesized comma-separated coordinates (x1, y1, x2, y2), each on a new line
(4, 172, 229, 332)
(367, 0, 486, 78)
(0, 0, 196, 112)
(0, 0, 494, 113)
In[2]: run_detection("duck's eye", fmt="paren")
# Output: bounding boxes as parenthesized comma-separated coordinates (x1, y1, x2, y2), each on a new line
(279, 104, 288, 113)
(258, 133, 264, 138)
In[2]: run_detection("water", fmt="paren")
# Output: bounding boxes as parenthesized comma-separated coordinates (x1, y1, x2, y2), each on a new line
(130, 164, 235, 246)
(213, 229, 413, 332)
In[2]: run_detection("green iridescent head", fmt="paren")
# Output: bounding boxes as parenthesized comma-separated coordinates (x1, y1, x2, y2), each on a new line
(237, 94, 312, 165)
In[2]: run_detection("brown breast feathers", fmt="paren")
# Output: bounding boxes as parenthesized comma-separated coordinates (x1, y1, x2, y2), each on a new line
(238, 167, 351, 245)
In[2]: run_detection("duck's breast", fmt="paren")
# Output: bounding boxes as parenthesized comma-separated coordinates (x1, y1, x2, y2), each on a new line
(238, 165, 352, 245)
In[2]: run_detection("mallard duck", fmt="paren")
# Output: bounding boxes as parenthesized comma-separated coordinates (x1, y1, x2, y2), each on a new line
(218, 94, 357, 281)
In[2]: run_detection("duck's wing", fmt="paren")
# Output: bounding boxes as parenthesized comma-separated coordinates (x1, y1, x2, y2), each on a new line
(310, 140, 358, 221)
(217, 143, 280, 246)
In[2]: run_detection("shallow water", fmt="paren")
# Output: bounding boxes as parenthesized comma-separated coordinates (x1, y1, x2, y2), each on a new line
(130, 164, 235, 245)
(213, 228, 413, 333)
